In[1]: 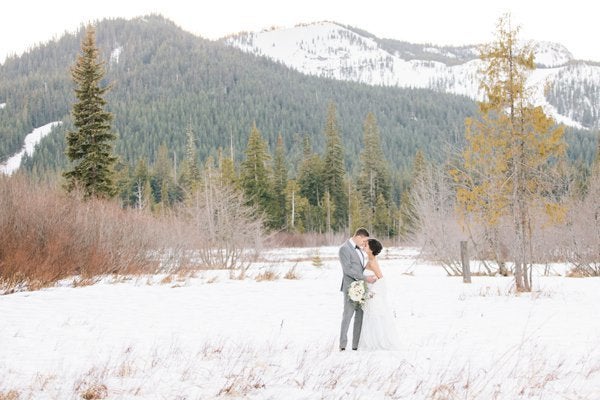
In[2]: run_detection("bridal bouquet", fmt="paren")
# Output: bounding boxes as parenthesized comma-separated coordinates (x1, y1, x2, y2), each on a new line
(348, 280, 370, 309)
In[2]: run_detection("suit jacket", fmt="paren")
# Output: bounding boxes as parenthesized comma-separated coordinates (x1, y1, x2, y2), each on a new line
(339, 239, 365, 293)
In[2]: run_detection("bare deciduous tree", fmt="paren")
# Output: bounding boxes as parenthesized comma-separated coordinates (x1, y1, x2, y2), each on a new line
(183, 168, 264, 271)
(412, 162, 466, 276)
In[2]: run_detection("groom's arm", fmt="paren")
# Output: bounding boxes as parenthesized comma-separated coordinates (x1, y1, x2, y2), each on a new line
(339, 246, 364, 281)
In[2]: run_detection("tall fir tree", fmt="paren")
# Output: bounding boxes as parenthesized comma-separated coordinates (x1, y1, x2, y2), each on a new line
(272, 133, 289, 229)
(322, 102, 348, 232)
(357, 112, 392, 231)
(298, 135, 326, 232)
(64, 26, 117, 199)
(399, 149, 427, 239)
(217, 147, 237, 188)
(373, 193, 392, 238)
(240, 123, 275, 227)
(152, 143, 177, 212)
(131, 157, 153, 210)
(179, 123, 201, 198)
(348, 182, 369, 233)
(285, 179, 309, 232)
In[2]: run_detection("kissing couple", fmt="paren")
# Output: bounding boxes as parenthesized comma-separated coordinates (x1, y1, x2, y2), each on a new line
(339, 228, 400, 351)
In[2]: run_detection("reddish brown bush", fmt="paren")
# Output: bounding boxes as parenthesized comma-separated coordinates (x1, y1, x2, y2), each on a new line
(0, 175, 188, 292)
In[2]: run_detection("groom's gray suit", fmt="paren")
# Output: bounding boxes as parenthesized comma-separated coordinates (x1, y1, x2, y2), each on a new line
(339, 239, 366, 350)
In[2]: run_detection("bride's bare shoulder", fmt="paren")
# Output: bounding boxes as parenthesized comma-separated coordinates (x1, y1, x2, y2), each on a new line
(367, 258, 383, 278)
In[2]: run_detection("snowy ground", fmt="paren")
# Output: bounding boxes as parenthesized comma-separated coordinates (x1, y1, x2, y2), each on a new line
(1, 246, 599, 399)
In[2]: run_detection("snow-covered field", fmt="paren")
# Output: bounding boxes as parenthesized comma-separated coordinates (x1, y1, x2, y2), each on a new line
(1, 246, 599, 399)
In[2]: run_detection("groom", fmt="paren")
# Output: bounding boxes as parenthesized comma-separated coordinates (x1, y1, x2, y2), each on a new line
(339, 227, 377, 351)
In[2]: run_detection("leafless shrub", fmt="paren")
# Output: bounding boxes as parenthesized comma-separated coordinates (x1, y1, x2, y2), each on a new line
(181, 178, 264, 270)
(411, 163, 467, 275)
(411, 159, 597, 278)
(0, 172, 272, 292)
(0, 176, 174, 292)
(563, 173, 600, 276)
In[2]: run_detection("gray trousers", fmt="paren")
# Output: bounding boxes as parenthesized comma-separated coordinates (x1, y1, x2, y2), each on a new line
(339, 294, 363, 349)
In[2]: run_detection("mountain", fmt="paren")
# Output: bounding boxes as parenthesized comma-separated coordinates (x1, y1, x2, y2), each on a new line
(0, 16, 597, 182)
(224, 21, 600, 130)
(0, 15, 480, 180)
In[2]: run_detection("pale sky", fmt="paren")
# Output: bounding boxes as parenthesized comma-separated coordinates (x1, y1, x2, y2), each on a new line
(1, 0, 598, 63)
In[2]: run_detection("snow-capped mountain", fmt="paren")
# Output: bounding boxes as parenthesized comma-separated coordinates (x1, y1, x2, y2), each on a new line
(225, 21, 599, 129)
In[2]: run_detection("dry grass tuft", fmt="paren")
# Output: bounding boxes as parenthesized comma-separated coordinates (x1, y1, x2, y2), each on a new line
(230, 269, 247, 280)
(255, 268, 279, 282)
(284, 264, 300, 280)
(430, 383, 458, 400)
(0, 391, 20, 400)
(80, 384, 108, 400)
(217, 367, 266, 397)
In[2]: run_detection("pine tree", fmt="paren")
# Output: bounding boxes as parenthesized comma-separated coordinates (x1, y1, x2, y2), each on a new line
(240, 123, 275, 227)
(348, 183, 369, 233)
(297, 135, 326, 232)
(454, 14, 566, 291)
(152, 143, 176, 212)
(322, 102, 348, 232)
(272, 133, 289, 229)
(373, 193, 392, 237)
(400, 150, 427, 239)
(217, 147, 237, 188)
(179, 123, 201, 198)
(285, 179, 309, 232)
(357, 112, 392, 230)
(132, 157, 153, 210)
(64, 26, 117, 199)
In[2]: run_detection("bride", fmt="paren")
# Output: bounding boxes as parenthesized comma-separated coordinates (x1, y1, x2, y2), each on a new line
(359, 238, 401, 351)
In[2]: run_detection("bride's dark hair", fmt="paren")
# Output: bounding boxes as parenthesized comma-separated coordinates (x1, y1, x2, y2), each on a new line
(367, 238, 383, 256)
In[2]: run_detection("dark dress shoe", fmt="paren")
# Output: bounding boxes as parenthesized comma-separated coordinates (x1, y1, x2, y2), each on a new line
(352, 348, 357, 350)
(340, 348, 345, 351)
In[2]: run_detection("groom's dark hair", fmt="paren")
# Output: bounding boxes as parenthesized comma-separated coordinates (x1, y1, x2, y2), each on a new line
(354, 227, 370, 237)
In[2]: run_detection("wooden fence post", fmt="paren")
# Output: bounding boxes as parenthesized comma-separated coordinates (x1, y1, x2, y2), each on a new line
(460, 240, 472, 283)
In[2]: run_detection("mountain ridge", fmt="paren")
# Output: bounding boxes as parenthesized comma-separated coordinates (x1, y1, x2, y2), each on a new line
(224, 21, 600, 130)
(0, 15, 487, 182)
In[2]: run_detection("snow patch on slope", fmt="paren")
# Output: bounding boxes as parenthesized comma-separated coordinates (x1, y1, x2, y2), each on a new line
(0, 121, 62, 175)
(110, 46, 123, 64)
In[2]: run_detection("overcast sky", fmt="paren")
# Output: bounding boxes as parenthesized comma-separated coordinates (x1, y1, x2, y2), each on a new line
(1, 0, 598, 63)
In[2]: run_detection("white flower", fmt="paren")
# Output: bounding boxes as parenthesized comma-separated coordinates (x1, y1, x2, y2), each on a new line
(348, 280, 369, 308)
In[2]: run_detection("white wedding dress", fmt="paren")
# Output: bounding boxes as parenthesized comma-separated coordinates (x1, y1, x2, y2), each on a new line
(359, 270, 401, 350)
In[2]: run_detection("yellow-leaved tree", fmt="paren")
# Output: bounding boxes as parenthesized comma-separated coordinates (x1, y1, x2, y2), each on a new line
(454, 14, 567, 292)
